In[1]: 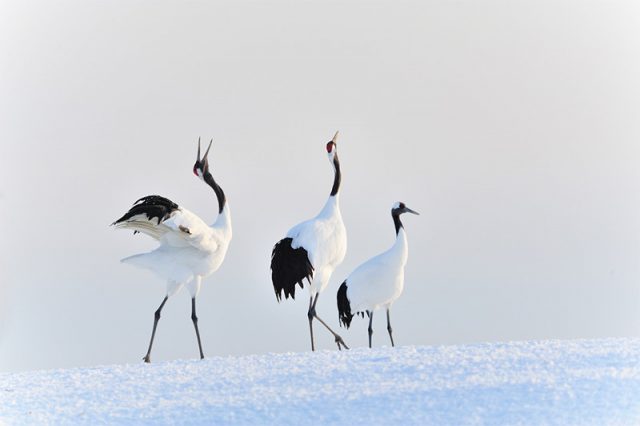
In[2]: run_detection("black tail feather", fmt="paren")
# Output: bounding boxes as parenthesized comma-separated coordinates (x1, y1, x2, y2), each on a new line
(113, 195, 179, 225)
(270, 237, 314, 301)
(337, 281, 353, 328)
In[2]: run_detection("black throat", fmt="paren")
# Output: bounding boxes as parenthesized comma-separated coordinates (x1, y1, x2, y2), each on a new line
(392, 211, 403, 235)
(330, 155, 341, 197)
(204, 172, 226, 214)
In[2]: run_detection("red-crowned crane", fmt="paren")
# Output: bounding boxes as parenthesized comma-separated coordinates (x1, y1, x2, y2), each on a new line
(112, 139, 232, 363)
(270, 132, 349, 351)
(337, 202, 418, 348)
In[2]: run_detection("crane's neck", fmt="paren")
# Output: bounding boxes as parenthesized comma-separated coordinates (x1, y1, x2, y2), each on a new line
(390, 224, 409, 265)
(204, 172, 231, 234)
(330, 154, 341, 197)
(319, 191, 341, 219)
(316, 153, 343, 220)
(392, 210, 405, 235)
(203, 172, 226, 214)
(214, 203, 232, 234)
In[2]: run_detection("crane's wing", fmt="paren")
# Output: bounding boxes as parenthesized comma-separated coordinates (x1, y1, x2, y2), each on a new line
(112, 195, 178, 239)
(269, 219, 320, 301)
(286, 218, 343, 268)
(271, 236, 314, 301)
(112, 195, 219, 252)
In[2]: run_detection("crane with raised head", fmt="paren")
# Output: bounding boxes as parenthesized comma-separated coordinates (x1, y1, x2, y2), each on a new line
(270, 132, 349, 351)
(113, 139, 232, 362)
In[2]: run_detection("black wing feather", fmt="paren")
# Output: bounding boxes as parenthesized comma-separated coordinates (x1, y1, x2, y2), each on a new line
(337, 281, 353, 328)
(270, 237, 314, 301)
(113, 195, 179, 225)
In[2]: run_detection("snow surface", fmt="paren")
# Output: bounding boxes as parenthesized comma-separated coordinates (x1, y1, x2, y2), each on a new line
(1, 338, 639, 425)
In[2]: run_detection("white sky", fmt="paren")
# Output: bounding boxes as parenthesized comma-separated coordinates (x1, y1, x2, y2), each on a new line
(1, 0, 639, 373)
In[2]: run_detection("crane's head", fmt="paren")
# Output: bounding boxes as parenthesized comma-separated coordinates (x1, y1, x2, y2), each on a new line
(392, 201, 420, 216)
(326, 131, 339, 163)
(193, 137, 213, 180)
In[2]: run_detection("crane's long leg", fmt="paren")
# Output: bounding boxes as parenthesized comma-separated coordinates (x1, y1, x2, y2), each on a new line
(309, 293, 349, 351)
(307, 296, 316, 351)
(367, 310, 374, 348)
(143, 296, 168, 363)
(386, 308, 395, 347)
(191, 297, 205, 359)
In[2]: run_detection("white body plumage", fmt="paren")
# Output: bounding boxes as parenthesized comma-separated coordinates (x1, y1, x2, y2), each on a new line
(118, 204, 232, 297)
(287, 196, 346, 296)
(342, 227, 408, 313)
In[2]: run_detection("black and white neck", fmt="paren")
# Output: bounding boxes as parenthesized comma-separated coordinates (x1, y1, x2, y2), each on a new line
(193, 138, 231, 230)
(203, 171, 226, 214)
(392, 210, 404, 235)
(318, 134, 342, 218)
(326, 131, 341, 198)
(330, 153, 341, 197)
(197, 169, 231, 231)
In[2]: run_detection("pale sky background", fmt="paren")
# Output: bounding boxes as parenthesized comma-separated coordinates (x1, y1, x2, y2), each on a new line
(1, 0, 639, 373)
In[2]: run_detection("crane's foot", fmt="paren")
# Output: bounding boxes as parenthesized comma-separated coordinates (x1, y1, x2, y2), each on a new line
(335, 335, 349, 350)
(143, 355, 151, 363)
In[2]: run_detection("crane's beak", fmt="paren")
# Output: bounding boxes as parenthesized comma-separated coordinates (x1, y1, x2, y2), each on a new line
(404, 207, 420, 215)
(332, 131, 339, 144)
(203, 138, 213, 159)
(196, 138, 213, 170)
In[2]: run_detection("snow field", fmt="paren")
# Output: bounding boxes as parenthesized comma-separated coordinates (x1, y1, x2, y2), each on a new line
(1, 338, 639, 425)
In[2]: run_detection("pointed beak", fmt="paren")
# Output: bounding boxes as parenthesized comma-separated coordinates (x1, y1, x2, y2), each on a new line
(404, 207, 420, 215)
(203, 139, 213, 168)
(332, 131, 339, 144)
(196, 138, 213, 170)
(204, 139, 213, 159)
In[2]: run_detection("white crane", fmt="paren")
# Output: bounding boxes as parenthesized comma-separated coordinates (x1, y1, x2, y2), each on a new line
(270, 132, 349, 351)
(337, 202, 418, 348)
(112, 139, 232, 363)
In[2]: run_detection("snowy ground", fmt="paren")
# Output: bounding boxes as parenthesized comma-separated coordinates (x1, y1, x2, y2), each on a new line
(1, 338, 639, 425)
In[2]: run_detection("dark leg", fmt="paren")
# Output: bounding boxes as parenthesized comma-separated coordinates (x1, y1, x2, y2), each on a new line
(143, 296, 168, 363)
(386, 308, 395, 347)
(307, 296, 316, 351)
(191, 297, 205, 359)
(310, 294, 349, 350)
(367, 310, 374, 348)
